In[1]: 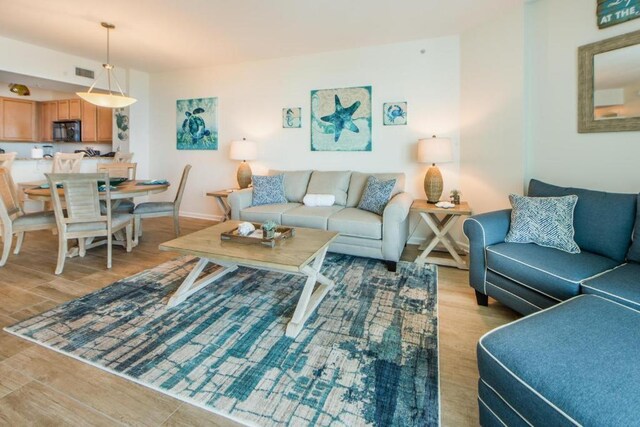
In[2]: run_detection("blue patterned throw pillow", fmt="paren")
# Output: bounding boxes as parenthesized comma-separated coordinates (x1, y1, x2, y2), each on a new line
(357, 176, 397, 215)
(505, 194, 580, 254)
(251, 175, 287, 206)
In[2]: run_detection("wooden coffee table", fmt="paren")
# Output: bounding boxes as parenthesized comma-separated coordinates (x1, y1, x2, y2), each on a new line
(159, 221, 339, 338)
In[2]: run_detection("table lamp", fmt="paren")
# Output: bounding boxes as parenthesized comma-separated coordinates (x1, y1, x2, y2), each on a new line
(418, 135, 453, 203)
(230, 138, 258, 189)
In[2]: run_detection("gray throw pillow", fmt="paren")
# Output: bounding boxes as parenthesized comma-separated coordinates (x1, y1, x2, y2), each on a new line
(357, 176, 397, 215)
(251, 175, 287, 206)
(505, 194, 580, 254)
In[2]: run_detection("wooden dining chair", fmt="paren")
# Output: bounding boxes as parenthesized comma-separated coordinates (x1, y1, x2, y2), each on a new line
(97, 162, 137, 180)
(133, 164, 192, 244)
(46, 172, 133, 275)
(113, 152, 134, 163)
(0, 152, 17, 171)
(52, 152, 85, 173)
(0, 167, 56, 267)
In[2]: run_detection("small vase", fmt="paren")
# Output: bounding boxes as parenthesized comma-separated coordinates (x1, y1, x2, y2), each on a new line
(452, 195, 461, 205)
(264, 229, 275, 239)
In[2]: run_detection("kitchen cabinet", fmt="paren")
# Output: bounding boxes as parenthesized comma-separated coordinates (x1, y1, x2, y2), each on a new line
(55, 99, 81, 121)
(97, 106, 113, 142)
(58, 100, 69, 120)
(68, 99, 81, 119)
(81, 101, 111, 143)
(81, 100, 97, 142)
(40, 101, 58, 141)
(1, 97, 38, 141)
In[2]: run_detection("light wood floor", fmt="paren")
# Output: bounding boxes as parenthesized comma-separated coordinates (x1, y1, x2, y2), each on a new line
(0, 217, 519, 426)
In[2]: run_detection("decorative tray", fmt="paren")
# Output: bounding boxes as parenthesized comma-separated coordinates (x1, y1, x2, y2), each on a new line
(220, 223, 296, 248)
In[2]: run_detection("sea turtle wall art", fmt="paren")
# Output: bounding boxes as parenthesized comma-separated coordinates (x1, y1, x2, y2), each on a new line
(176, 97, 218, 150)
(383, 102, 407, 126)
(310, 86, 372, 151)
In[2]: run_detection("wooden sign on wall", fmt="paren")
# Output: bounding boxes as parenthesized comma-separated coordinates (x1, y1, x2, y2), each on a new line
(598, 0, 640, 28)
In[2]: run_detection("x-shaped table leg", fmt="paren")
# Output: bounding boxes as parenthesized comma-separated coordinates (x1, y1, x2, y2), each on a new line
(416, 212, 468, 269)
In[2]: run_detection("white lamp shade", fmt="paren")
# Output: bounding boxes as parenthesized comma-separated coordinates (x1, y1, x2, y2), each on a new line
(230, 139, 258, 161)
(418, 136, 453, 164)
(76, 92, 137, 108)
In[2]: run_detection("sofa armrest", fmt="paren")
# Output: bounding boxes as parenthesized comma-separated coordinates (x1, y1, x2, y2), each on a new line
(462, 209, 512, 294)
(228, 188, 253, 220)
(381, 192, 413, 262)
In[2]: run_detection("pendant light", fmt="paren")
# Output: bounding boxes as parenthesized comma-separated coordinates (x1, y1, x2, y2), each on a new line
(76, 22, 137, 109)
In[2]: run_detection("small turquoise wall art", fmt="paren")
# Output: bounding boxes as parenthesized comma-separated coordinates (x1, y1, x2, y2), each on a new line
(176, 97, 218, 150)
(383, 102, 407, 126)
(282, 107, 301, 128)
(311, 86, 372, 151)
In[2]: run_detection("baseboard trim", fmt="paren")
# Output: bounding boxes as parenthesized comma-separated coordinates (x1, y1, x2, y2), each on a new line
(180, 211, 223, 221)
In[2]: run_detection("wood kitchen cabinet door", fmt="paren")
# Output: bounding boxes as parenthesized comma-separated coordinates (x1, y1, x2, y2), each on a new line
(40, 101, 58, 141)
(97, 106, 113, 142)
(68, 99, 81, 119)
(2, 98, 37, 141)
(57, 100, 70, 120)
(81, 100, 97, 142)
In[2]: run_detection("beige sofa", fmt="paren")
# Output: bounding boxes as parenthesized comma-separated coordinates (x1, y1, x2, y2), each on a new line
(227, 170, 413, 271)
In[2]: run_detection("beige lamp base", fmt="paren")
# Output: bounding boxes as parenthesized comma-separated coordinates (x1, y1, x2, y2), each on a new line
(237, 161, 252, 189)
(424, 165, 443, 203)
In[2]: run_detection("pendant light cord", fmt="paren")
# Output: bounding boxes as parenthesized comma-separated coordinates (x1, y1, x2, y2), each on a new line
(106, 25, 112, 94)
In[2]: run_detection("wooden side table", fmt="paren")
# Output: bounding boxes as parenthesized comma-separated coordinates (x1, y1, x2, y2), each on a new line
(411, 199, 473, 270)
(206, 189, 237, 221)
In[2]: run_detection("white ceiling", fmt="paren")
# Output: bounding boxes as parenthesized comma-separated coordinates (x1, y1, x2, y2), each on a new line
(0, 0, 522, 73)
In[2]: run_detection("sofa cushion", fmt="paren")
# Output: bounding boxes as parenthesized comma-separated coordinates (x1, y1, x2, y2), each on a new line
(281, 205, 344, 230)
(528, 179, 636, 262)
(251, 175, 287, 206)
(239, 203, 300, 224)
(478, 295, 640, 426)
(328, 208, 382, 239)
(357, 176, 397, 215)
(346, 172, 405, 207)
(306, 171, 351, 206)
(627, 195, 640, 262)
(486, 242, 618, 301)
(269, 170, 312, 203)
(505, 194, 579, 254)
(581, 262, 640, 310)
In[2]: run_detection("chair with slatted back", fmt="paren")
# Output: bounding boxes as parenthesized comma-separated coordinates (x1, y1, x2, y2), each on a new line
(113, 152, 134, 163)
(133, 164, 191, 244)
(97, 163, 137, 214)
(46, 172, 133, 275)
(52, 152, 85, 173)
(0, 167, 56, 266)
(0, 152, 17, 171)
(97, 162, 137, 180)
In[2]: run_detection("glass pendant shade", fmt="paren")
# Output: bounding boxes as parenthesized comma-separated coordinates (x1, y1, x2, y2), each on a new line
(76, 22, 137, 109)
(76, 91, 137, 108)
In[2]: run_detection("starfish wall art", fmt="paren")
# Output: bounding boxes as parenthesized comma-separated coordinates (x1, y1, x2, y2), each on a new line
(310, 86, 372, 151)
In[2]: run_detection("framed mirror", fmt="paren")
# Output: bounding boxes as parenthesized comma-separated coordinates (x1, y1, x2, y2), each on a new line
(578, 29, 640, 133)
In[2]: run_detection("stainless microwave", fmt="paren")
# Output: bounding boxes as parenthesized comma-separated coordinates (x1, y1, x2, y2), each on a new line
(53, 120, 81, 142)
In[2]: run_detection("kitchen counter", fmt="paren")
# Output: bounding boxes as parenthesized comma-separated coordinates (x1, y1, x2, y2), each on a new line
(14, 157, 113, 161)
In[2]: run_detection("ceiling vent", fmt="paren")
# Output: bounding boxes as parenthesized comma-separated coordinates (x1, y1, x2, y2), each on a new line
(75, 67, 95, 79)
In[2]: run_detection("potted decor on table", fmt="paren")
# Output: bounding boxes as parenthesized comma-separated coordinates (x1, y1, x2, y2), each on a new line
(450, 189, 461, 205)
(261, 220, 278, 239)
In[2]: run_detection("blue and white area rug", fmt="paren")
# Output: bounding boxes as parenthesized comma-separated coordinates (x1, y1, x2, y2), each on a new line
(5, 254, 439, 426)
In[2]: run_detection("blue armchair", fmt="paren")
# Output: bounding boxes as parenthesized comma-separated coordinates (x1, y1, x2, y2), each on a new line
(463, 179, 639, 315)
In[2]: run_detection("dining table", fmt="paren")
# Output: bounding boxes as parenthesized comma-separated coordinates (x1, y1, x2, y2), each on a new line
(24, 179, 170, 256)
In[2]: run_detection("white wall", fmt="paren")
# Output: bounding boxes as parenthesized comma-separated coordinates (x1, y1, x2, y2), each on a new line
(149, 37, 461, 224)
(460, 4, 525, 215)
(526, 0, 640, 192)
(0, 36, 125, 91)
